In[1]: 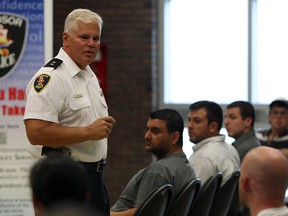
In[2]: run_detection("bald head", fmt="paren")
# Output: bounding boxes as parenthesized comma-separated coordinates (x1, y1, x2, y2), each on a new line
(240, 146, 288, 208)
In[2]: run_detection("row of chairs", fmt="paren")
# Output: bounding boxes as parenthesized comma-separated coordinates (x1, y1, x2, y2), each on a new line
(134, 170, 241, 216)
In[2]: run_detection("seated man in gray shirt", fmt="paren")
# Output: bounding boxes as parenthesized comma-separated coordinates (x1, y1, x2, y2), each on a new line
(225, 101, 259, 216)
(225, 101, 260, 162)
(110, 109, 196, 216)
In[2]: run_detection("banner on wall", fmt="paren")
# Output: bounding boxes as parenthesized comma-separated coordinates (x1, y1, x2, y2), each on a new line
(0, 0, 51, 215)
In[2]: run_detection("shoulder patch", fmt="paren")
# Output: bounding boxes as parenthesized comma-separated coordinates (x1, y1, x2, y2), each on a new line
(34, 74, 51, 93)
(44, 58, 63, 69)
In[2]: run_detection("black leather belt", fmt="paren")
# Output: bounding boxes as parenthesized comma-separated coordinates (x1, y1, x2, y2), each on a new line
(80, 159, 106, 172)
(41, 146, 70, 157)
(41, 146, 106, 172)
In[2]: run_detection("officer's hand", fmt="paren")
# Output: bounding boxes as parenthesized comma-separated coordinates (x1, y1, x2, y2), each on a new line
(86, 116, 116, 140)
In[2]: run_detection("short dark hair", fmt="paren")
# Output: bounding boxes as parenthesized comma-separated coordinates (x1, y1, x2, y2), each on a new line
(30, 154, 90, 208)
(149, 109, 184, 146)
(269, 99, 288, 111)
(189, 100, 223, 132)
(227, 101, 255, 127)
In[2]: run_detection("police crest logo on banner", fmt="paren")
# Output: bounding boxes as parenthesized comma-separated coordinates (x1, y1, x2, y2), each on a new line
(0, 13, 27, 78)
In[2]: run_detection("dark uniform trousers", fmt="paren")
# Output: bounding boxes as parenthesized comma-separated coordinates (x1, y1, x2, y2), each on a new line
(80, 160, 110, 216)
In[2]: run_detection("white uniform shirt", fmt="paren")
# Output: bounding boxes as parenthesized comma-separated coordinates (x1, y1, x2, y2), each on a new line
(189, 135, 240, 186)
(24, 48, 108, 162)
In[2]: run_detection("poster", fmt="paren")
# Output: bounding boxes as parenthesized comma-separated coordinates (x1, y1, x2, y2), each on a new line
(0, 0, 52, 215)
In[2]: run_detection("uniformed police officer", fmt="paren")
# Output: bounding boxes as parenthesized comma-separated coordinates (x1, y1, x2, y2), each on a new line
(24, 9, 116, 216)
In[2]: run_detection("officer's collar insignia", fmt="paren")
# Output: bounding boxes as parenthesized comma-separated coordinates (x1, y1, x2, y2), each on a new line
(44, 58, 63, 69)
(34, 74, 50, 93)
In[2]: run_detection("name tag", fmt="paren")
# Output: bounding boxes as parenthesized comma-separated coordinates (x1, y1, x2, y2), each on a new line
(74, 94, 83, 98)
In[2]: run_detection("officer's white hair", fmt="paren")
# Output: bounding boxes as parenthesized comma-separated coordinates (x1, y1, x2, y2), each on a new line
(64, 9, 103, 34)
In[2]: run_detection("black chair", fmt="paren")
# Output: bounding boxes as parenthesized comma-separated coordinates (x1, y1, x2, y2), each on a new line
(228, 172, 246, 216)
(188, 172, 223, 216)
(209, 170, 240, 216)
(166, 178, 201, 216)
(134, 184, 174, 216)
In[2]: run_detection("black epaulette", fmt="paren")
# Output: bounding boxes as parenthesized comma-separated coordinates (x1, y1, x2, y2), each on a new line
(44, 58, 63, 69)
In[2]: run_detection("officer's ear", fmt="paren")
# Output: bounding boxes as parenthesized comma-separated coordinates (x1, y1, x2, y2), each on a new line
(62, 32, 69, 47)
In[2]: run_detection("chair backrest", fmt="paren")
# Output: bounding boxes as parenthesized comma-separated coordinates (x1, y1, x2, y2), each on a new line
(134, 184, 174, 216)
(166, 178, 201, 216)
(188, 172, 223, 216)
(209, 170, 240, 216)
(227, 184, 245, 216)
